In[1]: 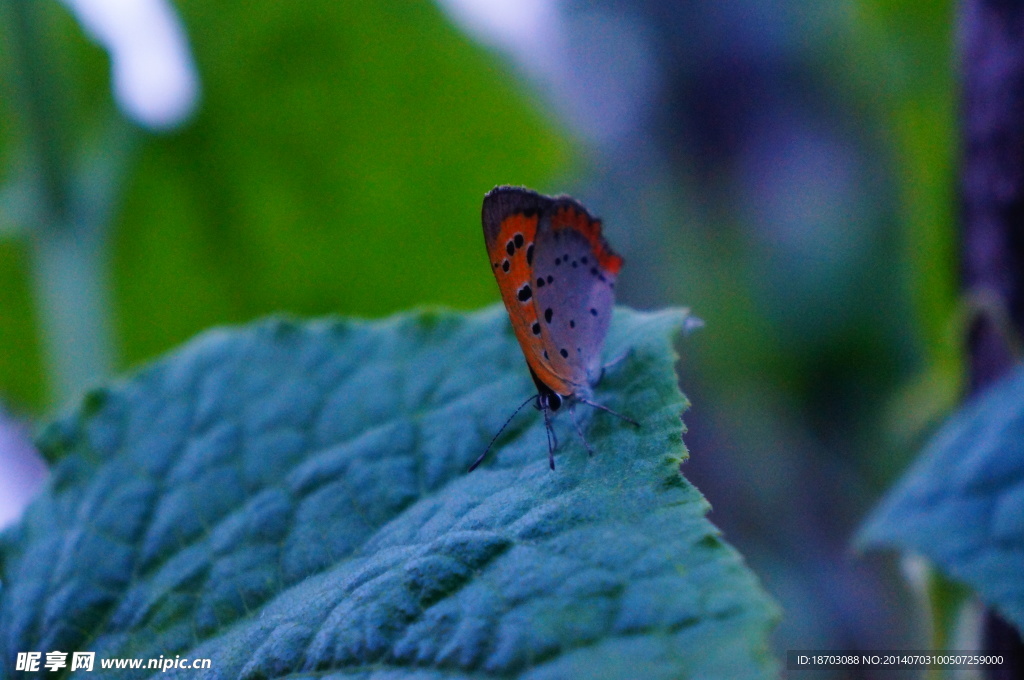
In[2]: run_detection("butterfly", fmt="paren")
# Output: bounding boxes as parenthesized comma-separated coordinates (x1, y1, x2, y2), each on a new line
(471, 185, 637, 471)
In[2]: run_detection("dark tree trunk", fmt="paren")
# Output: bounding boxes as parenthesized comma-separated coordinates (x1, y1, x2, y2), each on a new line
(959, 0, 1024, 676)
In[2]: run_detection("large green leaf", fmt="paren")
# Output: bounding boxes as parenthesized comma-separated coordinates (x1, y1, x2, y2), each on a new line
(0, 305, 778, 679)
(859, 364, 1024, 634)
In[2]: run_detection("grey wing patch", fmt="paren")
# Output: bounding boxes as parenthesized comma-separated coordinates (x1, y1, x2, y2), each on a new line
(532, 222, 618, 387)
(482, 185, 553, 245)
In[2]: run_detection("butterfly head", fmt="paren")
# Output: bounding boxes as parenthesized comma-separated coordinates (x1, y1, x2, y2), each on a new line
(537, 391, 562, 412)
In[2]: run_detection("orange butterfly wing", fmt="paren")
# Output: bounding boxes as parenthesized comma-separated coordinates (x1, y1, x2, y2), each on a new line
(484, 186, 625, 398)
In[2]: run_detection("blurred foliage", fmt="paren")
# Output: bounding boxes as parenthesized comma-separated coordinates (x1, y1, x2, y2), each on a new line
(0, 0, 572, 411)
(861, 365, 1024, 634)
(852, 0, 961, 455)
(0, 245, 38, 409)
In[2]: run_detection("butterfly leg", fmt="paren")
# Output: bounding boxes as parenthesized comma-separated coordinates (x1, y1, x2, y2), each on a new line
(569, 402, 596, 457)
(542, 402, 558, 470)
(468, 394, 538, 472)
(577, 396, 640, 427)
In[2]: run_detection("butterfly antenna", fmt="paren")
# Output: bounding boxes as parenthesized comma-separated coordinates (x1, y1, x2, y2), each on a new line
(469, 394, 538, 472)
(542, 403, 558, 470)
(569, 402, 596, 457)
(576, 397, 640, 427)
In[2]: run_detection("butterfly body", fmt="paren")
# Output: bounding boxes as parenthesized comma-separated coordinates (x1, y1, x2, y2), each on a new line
(476, 186, 631, 470)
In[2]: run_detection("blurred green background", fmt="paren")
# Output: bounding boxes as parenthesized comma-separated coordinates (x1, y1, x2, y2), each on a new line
(0, 0, 960, 670)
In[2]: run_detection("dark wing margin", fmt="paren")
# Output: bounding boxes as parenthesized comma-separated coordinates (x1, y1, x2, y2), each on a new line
(546, 195, 623, 276)
(482, 185, 555, 246)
